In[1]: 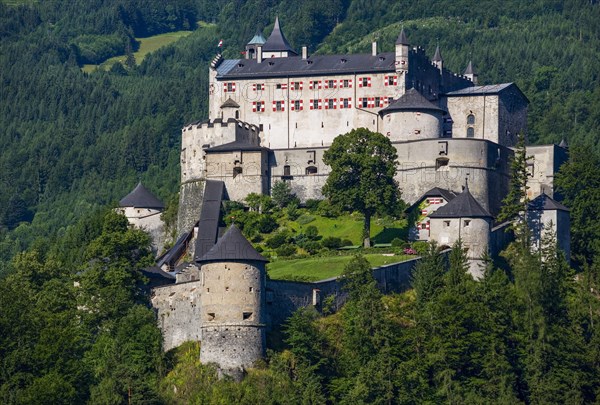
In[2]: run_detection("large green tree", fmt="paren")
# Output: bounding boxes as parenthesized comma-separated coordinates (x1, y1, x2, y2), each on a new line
(322, 128, 400, 247)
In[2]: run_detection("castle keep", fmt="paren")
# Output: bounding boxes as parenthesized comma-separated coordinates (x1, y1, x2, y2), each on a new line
(133, 19, 570, 376)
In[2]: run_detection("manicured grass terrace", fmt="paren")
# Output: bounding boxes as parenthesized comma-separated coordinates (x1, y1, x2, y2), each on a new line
(267, 253, 414, 282)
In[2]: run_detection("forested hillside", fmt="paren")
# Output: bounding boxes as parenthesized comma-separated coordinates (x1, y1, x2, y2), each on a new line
(1, 0, 599, 265)
(1, 1, 600, 402)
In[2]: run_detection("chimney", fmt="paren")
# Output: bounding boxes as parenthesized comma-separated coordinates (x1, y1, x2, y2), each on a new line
(257, 45, 262, 63)
(302, 46, 308, 60)
(372, 41, 377, 56)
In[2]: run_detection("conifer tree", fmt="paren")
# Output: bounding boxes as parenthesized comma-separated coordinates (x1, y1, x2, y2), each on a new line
(498, 131, 531, 248)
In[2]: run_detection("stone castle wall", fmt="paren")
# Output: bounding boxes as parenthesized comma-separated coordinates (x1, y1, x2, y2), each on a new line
(152, 280, 202, 351)
(152, 257, 422, 351)
(177, 180, 204, 237)
(394, 138, 513, 215)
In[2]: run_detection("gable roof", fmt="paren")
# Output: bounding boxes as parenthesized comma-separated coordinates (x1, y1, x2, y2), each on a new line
(528, 193, 569, 212)
(429, 186, 492, 218)
(194, 180, 225, 261)
(204, 140, 269, 153)
(215, 52, 397, 79)
(220, 98, 240, 108)
(262, 17, 297, 55)
(119, 182, 164, 209)
(406, 187, 457, 212)
(379, 88, 444, 115)
(197, 224, 268, 263)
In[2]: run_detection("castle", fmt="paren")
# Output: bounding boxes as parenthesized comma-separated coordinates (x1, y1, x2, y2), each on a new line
(121, 19, 571, 377)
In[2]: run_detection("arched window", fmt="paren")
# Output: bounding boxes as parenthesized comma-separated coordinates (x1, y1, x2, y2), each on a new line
(305, 166, 318, 175)
(467, 114, 475, 125)
(467, 127, 475, 138)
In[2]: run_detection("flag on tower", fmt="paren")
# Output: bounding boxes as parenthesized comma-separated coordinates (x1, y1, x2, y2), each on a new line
(217, 39, 223, 48)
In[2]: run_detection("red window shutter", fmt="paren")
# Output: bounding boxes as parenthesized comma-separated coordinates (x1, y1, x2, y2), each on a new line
(384, 76, 389, 86)
(349, 79, 353, 88)
(324, 99, 328, 110)
(310, 99, 314, 110)
(252, 84, 256, 91)
(368, 77, 372, 87)
(393, 76, 398, 85)
(273, 101, 277, 112)
(300, 100, 303, 110)
(232, 83, 236, 91)
(318, 99, 322, 109)
(359, 78, 363, 88)
(252, 102, 257, 112)
(348, 98, 352, 108)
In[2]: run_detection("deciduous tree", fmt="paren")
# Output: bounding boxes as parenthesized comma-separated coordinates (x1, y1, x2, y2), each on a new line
(322, 128, 400, 247)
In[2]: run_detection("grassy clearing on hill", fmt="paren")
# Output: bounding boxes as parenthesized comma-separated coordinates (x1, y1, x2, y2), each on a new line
(82, 30, 193, 73)
(267, 253, 414, 281)
(284, 212, 407, 246)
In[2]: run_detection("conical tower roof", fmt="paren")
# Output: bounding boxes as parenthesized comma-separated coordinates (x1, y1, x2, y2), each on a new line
(432, 45, 442, 62)
(197, 224, 268, 264)
(396, 28, 409, 45)
(464, 60, 475, 75)
(379, 88, 444, 115)
(429, 185, 492, 218)
(262, 16, 297, 54)
(559, 138, 568, 148)
(247, 30, 266, 45)
(119, 182, 164, 209)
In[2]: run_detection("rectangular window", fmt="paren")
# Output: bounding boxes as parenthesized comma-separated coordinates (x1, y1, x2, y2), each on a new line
(255, 83, 263, 91)
(291, 81, 303, 90)
(385, 75, 398, 86)
(273, 100, 285, 112)
(291, 100, 303, 111)
(326, 79, 336, 89)
(309, 80, 321, 90)
(359, 77, 371, 87)
(224, 82, 236, 92)
(360, 98, 368, 108)
(341, 79, 352, 88)
(340, 98, 352, 109)
(375, 97, 381, 107)
(325, 98, 336, 109)
(310, 99, 321, 110)
(252, 101, 265, 112)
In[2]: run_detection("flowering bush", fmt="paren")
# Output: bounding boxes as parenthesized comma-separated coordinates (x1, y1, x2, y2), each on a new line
(403, 247, 417, 255)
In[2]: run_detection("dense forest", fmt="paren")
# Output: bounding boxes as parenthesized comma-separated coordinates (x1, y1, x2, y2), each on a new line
(1, 0, 600, 264)
(1, 0, 600, 403)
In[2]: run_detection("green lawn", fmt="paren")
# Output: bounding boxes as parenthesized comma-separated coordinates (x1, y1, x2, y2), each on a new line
(288, 213, 407, 246)
(82, 30, 193, 73)
(267, 253, 414, 282)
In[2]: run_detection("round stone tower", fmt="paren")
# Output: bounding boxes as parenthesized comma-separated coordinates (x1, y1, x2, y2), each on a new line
(379, 88, 444, 141)
(196, 224, 268, 378)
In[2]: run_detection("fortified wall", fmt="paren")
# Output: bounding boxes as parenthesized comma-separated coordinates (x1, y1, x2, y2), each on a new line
(152, 256, 423, 351)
